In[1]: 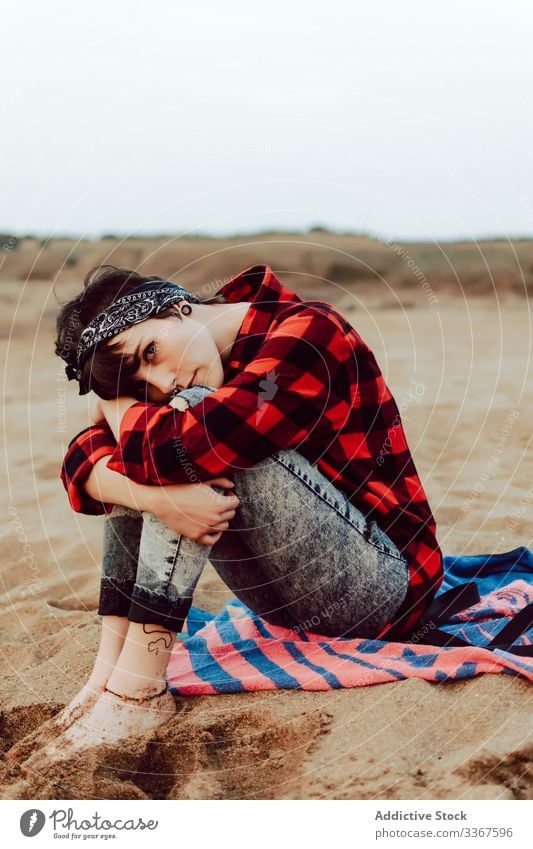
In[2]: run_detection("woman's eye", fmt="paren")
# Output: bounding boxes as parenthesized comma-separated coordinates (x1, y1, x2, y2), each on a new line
(144, 341, 157, 362)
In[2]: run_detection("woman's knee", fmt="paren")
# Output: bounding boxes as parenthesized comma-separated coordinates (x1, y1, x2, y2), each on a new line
(224, 451, 314, 533)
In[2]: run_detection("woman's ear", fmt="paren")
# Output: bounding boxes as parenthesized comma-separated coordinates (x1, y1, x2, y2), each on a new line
(167, 304, 184, 321)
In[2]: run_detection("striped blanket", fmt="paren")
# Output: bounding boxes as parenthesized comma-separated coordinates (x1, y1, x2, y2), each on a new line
(166, 546, 533, 694)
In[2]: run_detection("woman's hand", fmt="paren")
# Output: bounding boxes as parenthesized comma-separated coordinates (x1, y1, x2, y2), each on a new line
(144, 477, 240, 545)
(169, 395, 190, 411)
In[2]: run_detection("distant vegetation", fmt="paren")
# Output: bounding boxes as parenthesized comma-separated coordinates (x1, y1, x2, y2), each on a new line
(0, 233, 19, 251)
(1, 230, 531, 298)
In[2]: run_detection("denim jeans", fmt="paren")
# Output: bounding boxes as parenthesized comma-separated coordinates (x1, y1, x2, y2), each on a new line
(97, 385, 410, 639)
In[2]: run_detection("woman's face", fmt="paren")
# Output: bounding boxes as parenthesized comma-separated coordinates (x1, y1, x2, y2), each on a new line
(112, 309, 225, 402)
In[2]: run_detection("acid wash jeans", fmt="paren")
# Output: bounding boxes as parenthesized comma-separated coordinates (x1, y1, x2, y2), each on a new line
(97, 385, 410, 639)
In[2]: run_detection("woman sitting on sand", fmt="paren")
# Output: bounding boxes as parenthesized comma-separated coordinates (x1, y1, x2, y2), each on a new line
(10, 263, 444, 757)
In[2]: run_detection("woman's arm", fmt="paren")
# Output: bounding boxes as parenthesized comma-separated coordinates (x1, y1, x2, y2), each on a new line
(59, 394, 193, 515)
(60, 422, 118, 515)
(84, 455, 156, 512)
(98, 392, 190, 443)
(85, 455, 239, 543)
(62, 425, 239, 543)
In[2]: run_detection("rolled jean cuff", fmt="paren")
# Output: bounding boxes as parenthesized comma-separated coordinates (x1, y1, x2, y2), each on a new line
(127, 584, 192, 632)
(97, 577, 136, 617)
(174, 383, 216, 407)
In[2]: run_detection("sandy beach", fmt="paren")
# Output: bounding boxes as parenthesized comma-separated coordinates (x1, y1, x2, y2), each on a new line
(0, 236, 531, 799)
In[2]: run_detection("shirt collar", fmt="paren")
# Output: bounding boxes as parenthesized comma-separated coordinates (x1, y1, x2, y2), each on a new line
(219, 263, 302, 335)
(218, 264, 303, 373)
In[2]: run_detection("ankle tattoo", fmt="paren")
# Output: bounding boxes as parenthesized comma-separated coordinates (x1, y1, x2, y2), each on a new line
(142, 624, 173, 656)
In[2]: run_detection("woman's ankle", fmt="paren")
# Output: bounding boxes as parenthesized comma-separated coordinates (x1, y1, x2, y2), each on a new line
(104, 672, 167, 700)
(87, 651, 124, 688)
(91, 615, 130, 680)
(83, 667, 112, 693)
(104, 620, 176, 699)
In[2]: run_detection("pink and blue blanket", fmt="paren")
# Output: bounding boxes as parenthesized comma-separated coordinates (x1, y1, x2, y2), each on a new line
(166, 546, 533, 694)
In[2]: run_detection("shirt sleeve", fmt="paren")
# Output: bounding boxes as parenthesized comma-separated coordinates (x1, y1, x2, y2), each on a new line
(60, 422, 118, 515)
(105, 307, 350, 485)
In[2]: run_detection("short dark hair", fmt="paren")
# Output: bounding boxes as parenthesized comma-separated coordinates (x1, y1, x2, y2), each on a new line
(54, 265, 226, 401)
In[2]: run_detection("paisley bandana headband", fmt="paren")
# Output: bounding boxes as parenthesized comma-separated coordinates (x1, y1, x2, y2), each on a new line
(61, 279, 200, 395)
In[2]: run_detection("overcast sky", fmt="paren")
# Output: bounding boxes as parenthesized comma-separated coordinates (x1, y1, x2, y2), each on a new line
(2, 0, 532, 242)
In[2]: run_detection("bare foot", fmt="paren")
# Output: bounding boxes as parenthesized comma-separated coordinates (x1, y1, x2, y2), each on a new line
(22, 686, 177, 768)
(5, 679, 106, 762)
(53, 679, 107, 730)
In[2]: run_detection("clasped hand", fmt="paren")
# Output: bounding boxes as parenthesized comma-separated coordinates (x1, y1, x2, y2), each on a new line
(147, 479, 240, 546)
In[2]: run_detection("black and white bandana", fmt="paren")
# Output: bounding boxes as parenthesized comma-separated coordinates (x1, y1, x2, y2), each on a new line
(61, 279, 200, 395)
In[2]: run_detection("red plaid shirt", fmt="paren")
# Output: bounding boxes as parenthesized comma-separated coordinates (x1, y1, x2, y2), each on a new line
(60, 264, 443, 640)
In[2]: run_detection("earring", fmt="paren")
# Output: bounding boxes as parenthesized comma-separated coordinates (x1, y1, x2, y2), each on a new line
(180, 302, 192, 316)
